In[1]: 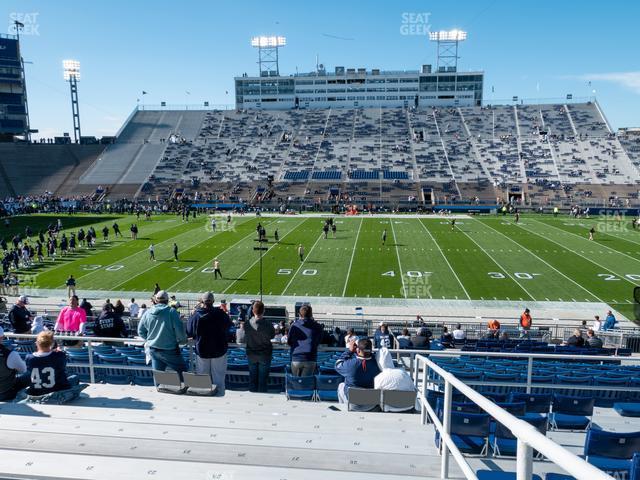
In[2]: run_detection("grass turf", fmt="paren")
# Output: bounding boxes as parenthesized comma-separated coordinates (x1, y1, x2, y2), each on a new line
(9, 213, 640, 320)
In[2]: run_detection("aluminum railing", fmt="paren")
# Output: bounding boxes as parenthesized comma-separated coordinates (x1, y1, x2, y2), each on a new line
(414, 353, 614, 480)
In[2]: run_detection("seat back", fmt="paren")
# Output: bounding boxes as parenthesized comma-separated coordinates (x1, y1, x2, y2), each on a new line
(450, 411, 491, 437)
(285, 374, 316, 398)
(509, 392, 552, 414)
(495, 414, 548, 440)
(153, 370, 182, 391)
(632, 453, 640, 480)
(584, 428, 640, 460)
(552, 394, 595, 416)
(347, 388, 381, 410)
(382, 390, 416, 410)
(183, 372, 215, 394)
(315, 374, 342, 390)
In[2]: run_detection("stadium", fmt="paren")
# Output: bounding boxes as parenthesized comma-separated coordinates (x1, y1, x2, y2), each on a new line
(1, 3, 640, 480)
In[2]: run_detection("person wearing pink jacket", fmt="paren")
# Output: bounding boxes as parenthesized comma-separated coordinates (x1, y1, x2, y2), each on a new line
(55, 296, 87, 334)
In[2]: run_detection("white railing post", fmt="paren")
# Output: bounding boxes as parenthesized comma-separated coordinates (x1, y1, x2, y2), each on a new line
(440, 380, 452, 479)
(516, 439, 534, 480)
(87, 339, 95, 384)
(420, 363, 428, 425)
(526, 356, 533, 394)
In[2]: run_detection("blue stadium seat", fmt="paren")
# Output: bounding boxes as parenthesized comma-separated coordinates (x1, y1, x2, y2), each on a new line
(549, 395, 594, 431)
(225, 373, 250, 391)
(435, 411, 491, 455)
(315, 374, 342, 402)
(584, 427, 640, 477)
(285, 374, 316, 401)
(613, 403, 640, 417)
(508, 392, 552, 414)
(478, 472, 542, 480)
(491, 414, 548, 457)
(132, 369, 154, 386)
(592, 376, 628, 406)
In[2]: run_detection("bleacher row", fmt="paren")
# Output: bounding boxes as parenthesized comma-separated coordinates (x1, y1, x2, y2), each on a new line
(77, 102, 640, 203)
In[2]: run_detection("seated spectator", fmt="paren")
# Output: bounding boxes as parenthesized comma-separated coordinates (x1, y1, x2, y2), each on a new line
(585, 329, 603, 348)
(79, 298, 93, 318)
(93, 303, 128, 341)
(137, 303, 147, 319)
(440, 327, 454, 348)
(128, 298, 140, 318)
(0, 326, 30, 401)
(452, 324, 465, 340)
(374, 347, 416, 412)
(412, 324, 432, 349)
(287, 305, 324, 376)
(565, 329, 585, 347)
(396, 328, 413, 349)
(344, 328, 357, 345)
(332, 327, 345, 347)
(499, 331, 510, 341)
(272, 326, 283, 343)
(374, 322, 394, 348)
(235, 320, 245, 344)
(31, 313, 49, 335)
(335, 338, 381, 411)
(592, 315, 602, 332)
(114, 300, 125, 316)
(602, 310, 617, 331)
(487, 319, 501, 338)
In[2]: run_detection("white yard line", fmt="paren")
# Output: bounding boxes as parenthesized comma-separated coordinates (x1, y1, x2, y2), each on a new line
(389, 219, 407, 298)
(455, 224, 536, 301)
(341, 218, 363, 297)
(281, 229, 326, 296)
(515, 221, 637, 286)
(418, 220, 470, 300)
(478, 219, 604, 303)
(222, 218, 307, 294)
(534, 218, 640, 265)
(168, 218, 276, 292)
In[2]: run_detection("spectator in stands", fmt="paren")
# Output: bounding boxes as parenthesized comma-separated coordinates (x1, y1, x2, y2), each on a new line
(137, 303, 147, 319)
(519, 308, 532, 338)
(79, 298, 93, 318)
(187, 292, 231, 396)
(55, 296, 87, 335)
(335, 338, 381, 411)
(128, 298, 139, 318)
(0, 326, 30, 401)
(452, 324, 466, 341)
(31, 313, 48, 335)
(235, 320, 246, 344)
(374, 347, 416, 412)
(93, 303, 128, 341)
(396, 328, 413, 349)
(25, 331, 79, 397)
(287, 305, 324, 376)
(344, 328, 358, 345)
(585, 329, 603, 349)
(137, 290, 187, 380)
(113, 300, 125, 316)
(592, 315, 602, 332)
(8, 295, 32, 334)
(487, 319, 501, 338)
(602, 310, 617, 331)
(440, 327, 454, 348)
(565, 329, 585, 347)
(245, 300, 275, 393)
(374, 322, 395, 348)
(413, 324, 432, 349)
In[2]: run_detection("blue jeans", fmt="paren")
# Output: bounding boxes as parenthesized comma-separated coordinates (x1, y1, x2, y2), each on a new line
(248, 359, 271, 393)
(150, 347, 186, 381)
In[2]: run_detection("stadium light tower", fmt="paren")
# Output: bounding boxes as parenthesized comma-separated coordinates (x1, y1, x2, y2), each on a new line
(63, 60, 82, 143)
(429, 29, 467, 72)
(251, 35, 286, 77)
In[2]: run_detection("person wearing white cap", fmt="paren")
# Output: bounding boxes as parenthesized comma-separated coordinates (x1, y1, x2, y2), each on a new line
(186, 292, 231, 396)
(0, 326, 30, 401)
(137, 290, 187, 379)
(8, 295, 32, 334)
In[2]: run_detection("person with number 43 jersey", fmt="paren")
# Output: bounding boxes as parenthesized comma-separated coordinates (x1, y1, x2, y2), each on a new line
(25, 331, 72, 396)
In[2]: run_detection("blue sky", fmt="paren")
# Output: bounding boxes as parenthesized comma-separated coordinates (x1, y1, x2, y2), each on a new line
(3, 0, 639, 138)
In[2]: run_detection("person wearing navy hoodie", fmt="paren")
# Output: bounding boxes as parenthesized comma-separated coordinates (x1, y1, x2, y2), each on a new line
(287, 305, 324, 376)
(187, 292, 232, 396)
(373, 322, 395, 349)
(335, 338, 381, 411)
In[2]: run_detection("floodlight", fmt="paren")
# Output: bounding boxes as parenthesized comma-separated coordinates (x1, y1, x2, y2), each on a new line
(429, 30, 467, 42)
(250, 36, 286, 48)
(63, 59, 81, 81)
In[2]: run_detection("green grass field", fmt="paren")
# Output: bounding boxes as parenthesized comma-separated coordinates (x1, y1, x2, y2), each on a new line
(7, 213, 640, 319)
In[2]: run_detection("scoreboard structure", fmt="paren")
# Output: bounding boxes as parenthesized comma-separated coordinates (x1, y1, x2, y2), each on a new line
(0, 34, 29, 141)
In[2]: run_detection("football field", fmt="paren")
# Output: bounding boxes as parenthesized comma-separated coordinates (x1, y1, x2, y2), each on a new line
(9, 213, 640, 317)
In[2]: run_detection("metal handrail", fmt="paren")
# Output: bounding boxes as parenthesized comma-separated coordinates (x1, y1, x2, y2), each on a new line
(415, 354, 614, 480)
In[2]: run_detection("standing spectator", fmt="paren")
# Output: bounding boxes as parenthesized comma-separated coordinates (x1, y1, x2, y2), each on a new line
(65, 275, 76, 298)
(335, 338, 381, 411)
(585, 329, 603, 348)
(592, 315, 602, 332)
(137, 303, 147, 319)
(55, 296, 87, 334)
(113, 300, 125, 316)
(93, 303, 128, 340)
(602, 311, 617, 331)
(452, 324, 466, 341)
(187, 292, 231, 396)
(287, 305, 324, 376)
(0, 326, 30, 401)
(79, 298, 93, 318)
(235, 320, 246, 344)
(244, 300, 275, 393)
(374, 322, 395, 348)
(519, 308, 532, 338)
(8, 295, 32, 333)
(128, 298, 140, 318)
(137, 290, 187, 379)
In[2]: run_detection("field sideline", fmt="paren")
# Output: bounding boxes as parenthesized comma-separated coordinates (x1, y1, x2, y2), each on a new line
(6, 213, 640, 319)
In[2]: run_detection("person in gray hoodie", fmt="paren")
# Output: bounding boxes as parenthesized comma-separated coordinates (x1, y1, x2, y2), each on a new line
(244, 300, 275, 392)
(138, 290, 187, 380)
